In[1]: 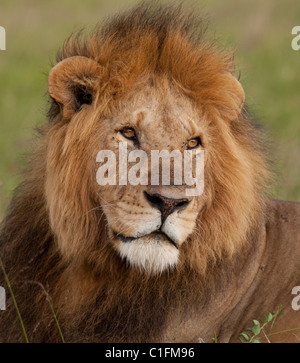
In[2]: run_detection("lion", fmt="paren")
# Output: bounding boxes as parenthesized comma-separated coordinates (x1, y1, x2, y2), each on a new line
(0, 4, 300, 343)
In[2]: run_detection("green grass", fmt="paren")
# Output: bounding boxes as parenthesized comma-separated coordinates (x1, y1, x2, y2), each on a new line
(0, 0, 299, 220)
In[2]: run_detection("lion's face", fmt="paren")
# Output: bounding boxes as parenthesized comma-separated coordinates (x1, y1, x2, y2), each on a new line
(96, 79, 207, 274)
(47, 47, 249, 276)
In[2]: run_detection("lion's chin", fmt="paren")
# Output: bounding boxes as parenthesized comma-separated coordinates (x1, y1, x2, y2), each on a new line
(116, 233, 179, 274)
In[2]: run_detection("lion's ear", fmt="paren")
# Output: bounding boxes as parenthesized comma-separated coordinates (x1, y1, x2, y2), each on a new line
(223, 73, 245, 122)
(48, 56, 102, 119)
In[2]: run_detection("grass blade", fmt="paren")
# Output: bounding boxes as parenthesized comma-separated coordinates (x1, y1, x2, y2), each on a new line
(0, 256, 29, 343)
(26, 280, 65, 343)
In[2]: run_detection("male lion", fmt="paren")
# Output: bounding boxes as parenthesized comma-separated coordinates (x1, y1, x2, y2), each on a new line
(0, 4, 300, 343)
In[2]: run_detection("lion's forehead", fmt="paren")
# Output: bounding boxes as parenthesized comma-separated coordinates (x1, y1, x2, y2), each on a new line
(114, 80, 202, 142)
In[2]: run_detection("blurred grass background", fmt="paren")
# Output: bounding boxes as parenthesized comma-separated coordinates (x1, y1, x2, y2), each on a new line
(0, 0, 299, 220)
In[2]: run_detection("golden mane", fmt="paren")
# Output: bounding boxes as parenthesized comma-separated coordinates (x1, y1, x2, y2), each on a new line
(0, 3, 272, 342)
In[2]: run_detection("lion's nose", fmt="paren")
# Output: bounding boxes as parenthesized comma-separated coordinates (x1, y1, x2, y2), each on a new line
(144, 191, 190, 223)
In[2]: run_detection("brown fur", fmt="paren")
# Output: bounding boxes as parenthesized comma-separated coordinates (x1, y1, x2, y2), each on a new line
(1, 3, 300, 343)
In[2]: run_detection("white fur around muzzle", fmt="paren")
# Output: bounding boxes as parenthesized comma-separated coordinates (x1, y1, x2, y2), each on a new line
(118, 235, 179, 274)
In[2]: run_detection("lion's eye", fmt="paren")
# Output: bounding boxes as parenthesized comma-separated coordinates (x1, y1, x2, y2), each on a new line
(120, 127, 136, 140)
(187, 137, 201, 149)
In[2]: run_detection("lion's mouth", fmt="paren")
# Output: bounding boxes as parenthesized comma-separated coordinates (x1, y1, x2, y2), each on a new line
(114, 231, 179, 249)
